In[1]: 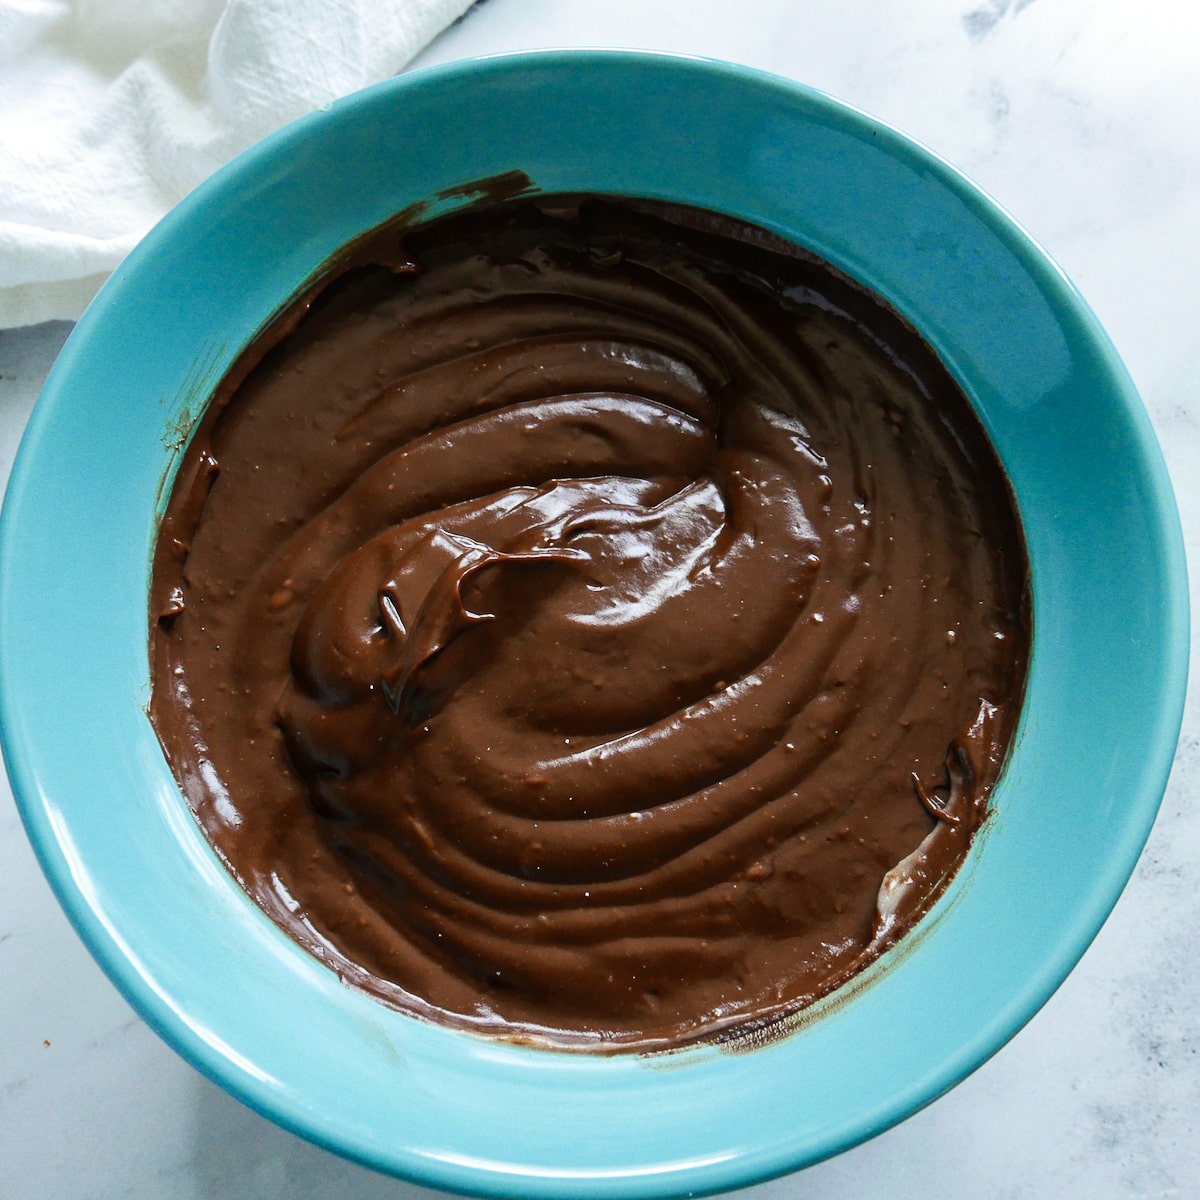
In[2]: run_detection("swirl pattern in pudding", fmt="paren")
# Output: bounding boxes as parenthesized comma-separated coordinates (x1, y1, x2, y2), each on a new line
(150, 195, 1029, 1049)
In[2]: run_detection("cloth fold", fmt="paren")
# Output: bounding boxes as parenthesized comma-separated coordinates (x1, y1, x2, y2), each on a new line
(0, 0, 475, 327)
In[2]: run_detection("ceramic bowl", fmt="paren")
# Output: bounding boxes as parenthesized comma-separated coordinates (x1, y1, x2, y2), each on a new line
(0, 50, 1187, 1199)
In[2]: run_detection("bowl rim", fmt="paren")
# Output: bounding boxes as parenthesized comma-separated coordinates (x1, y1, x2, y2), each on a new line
(0, 47, 1189, 1199)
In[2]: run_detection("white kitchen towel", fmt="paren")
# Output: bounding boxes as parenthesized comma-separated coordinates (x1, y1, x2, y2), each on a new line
(0, 0, 476, 328)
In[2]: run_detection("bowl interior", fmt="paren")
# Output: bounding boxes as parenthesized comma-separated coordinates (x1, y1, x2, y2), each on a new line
(0, 50, 1187, 1200)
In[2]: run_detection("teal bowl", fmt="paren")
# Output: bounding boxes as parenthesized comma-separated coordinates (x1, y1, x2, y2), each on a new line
(0, 51, 1188, 1198)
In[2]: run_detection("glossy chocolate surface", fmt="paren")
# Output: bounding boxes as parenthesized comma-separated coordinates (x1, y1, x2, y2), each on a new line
(150, 196, 1029, 1049)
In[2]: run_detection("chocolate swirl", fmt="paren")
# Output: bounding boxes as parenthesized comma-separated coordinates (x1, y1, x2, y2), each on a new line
(150, 197, 1029, 1049)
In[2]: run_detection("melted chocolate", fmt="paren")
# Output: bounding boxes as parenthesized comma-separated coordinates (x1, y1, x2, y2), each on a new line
(150, 196, 1029, 1050)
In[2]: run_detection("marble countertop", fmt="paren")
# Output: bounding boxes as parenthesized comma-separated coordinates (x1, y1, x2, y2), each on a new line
(2, 2, 1196, 1197)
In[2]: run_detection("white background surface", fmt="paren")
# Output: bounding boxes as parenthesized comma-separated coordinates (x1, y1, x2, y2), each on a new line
(2, 1, 1198, 1197)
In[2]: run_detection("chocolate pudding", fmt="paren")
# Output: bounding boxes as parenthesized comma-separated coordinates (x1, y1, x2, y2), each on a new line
(150, 194, 1029, 1050)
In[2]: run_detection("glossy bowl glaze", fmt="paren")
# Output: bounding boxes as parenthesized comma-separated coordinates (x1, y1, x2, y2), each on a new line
(0, 51, 1187, 1199)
